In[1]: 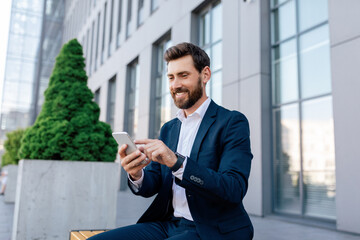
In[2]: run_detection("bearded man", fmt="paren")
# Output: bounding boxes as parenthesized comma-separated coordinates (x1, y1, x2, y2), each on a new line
(89, 42, 253, 240)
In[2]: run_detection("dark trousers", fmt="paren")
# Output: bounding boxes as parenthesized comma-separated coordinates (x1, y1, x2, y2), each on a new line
(87, 217, 200, 240)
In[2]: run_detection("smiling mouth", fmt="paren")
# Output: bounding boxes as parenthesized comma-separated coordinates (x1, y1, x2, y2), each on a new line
(176, 92, 187, 97)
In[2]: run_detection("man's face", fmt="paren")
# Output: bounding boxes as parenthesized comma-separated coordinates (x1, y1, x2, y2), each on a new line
(167, 55, 204, 109)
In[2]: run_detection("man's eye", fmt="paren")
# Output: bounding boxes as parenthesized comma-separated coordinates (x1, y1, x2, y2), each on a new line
(182, 74, 188, 78)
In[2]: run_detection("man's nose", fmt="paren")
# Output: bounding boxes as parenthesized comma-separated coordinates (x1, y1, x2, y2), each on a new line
(171, 77, 182, 89)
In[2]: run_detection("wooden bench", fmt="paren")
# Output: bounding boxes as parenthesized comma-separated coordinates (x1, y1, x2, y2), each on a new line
(69, 230, 107, 240)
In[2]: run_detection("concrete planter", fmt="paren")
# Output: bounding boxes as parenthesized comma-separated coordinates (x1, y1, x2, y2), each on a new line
(12, 160, 119, 240)
(4, 165, 18, 203)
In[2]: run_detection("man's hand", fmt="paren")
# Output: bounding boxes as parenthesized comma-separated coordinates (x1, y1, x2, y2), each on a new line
(135, 139, 177, 168)
(119, 144, 150, 181)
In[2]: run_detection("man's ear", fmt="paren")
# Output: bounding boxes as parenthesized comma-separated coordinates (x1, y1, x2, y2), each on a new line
(202, 66, 211, 84)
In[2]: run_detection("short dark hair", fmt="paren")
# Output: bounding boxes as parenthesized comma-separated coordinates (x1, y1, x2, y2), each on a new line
(164, 42, 210, 73)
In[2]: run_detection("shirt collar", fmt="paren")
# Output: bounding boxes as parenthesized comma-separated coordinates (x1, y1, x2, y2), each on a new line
(176, 97, 211, 122)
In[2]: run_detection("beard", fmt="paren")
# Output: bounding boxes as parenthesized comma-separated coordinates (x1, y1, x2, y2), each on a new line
(171, 77, 203, 109)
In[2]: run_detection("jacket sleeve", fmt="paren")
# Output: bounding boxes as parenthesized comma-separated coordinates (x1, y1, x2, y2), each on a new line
(176, 112, 253, 204)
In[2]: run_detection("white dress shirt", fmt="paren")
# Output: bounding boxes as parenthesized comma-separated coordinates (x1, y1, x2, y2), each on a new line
(130, 97, 211, 221)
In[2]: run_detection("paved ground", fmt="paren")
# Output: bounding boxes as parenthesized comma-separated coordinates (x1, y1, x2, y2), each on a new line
(2, 192, 360, 240)
(0, 195, 14, 240)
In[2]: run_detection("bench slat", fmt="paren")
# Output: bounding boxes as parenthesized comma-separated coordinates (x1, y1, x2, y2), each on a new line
(79, 231, 96, 238)
(70, 232, 87, 240)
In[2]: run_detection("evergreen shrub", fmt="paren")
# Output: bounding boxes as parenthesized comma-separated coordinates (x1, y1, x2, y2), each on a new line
(1, 129, 25, 167)
(19, 39, 117, 162)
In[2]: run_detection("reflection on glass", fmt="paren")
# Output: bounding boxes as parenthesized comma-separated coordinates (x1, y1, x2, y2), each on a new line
(126, 61, 139, 138)
(299, 0, 328, 32)
(137, 0, 144, 27)
(107, 78, 116, 130)
(212, 42, 222, 71)
(126, 0, 132, 38)
(211, 71, 222, 104)
(302, 97, 335, 219)
(212, 3, 222, 43)
(5, 60, 22, 80)
(199, 2, 222, 104)
(272, 39, 298, 104)
(274, 104, 301, 214)
(151, 0, 159, 12)
(200, 12, 210, 46)
(272, 0, 296, 43)
(14, 0, 43, 13)
(272, 0, 288, 7)
(153, 38, 172, 139)
(18, 83, 33, 105)
(300, 25, 331, 99)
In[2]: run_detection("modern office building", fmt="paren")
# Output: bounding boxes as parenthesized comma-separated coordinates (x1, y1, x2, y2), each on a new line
(34, 0, 360, 236)
(0, 0, 65, 151)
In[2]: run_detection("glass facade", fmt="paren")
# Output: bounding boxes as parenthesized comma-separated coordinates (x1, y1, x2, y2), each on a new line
(137, 0, 144, 27)
(116, 0, 123, 48)
(124, 59, 139, 138)
(0, 0, 64, 147)
(150, 36, 172, 139)
(101, 1, 107, 64)
(199, 1, 222, 105)
(271, 0, 336, 220)
(106, 76, 116, 130)
(94, 88, 100, 105)
(151, 0, 159, 13)
(126, 0, 133, 38)
(108, 0, 114, 57)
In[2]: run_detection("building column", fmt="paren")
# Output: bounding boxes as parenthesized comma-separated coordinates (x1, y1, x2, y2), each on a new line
(328, 0, 360, 234)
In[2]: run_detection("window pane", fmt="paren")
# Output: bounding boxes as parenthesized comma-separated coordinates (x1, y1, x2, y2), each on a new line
(212, 42, 222, 71)
(151, 0, 159, 12)
(302, 97, 336, 219)
(211, 3, 222, 43)
(272, 0, 288, 7)
(211, 71, 222, 104)
(300, 25, 331, 99)
(272, 0, 296, 43)
(299, 0, 328, 32)
(18, 82, 33, 105)
(274, 104, 301, 214)
(272, 39, 298, 104)
(152, 38, 172, 138)
(200, 11, 210, 46)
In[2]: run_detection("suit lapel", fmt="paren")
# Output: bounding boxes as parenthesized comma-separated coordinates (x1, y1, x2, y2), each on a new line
(163, 119, 181, 184)
(189, 100, 218, 162)
(169, 119, 181, 152)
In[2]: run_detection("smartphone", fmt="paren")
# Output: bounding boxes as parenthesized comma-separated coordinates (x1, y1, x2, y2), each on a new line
(112, 132, 149, 165)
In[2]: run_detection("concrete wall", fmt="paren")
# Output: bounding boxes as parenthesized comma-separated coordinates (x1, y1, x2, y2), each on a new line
(4, 165, 17, 203)
(228, 0, 271, 217)
(12, 160, 119, 240)
(328, 0, 360, 234)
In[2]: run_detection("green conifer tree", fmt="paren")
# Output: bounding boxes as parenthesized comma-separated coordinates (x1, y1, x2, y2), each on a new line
(19, 39, 117, 162)
(1, 129, 25, 167)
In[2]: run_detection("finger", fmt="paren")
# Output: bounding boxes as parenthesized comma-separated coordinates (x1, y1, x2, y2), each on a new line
(132, 153, 148, 167)
(145, 145, 160, 160)
(121, 150, 142, 167)
(119, 144, 128, 158)
(134, 139, 155, 145)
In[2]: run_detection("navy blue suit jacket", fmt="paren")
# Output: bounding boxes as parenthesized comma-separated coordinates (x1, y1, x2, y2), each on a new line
(129, 100, 253, 239)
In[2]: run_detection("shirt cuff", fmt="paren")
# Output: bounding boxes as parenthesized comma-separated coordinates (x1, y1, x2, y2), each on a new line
(172, 157, 187, 180)
(128, 169, 144, 192)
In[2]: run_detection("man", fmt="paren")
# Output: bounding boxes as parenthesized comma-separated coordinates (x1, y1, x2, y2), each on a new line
(90, 42, 253, 239)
